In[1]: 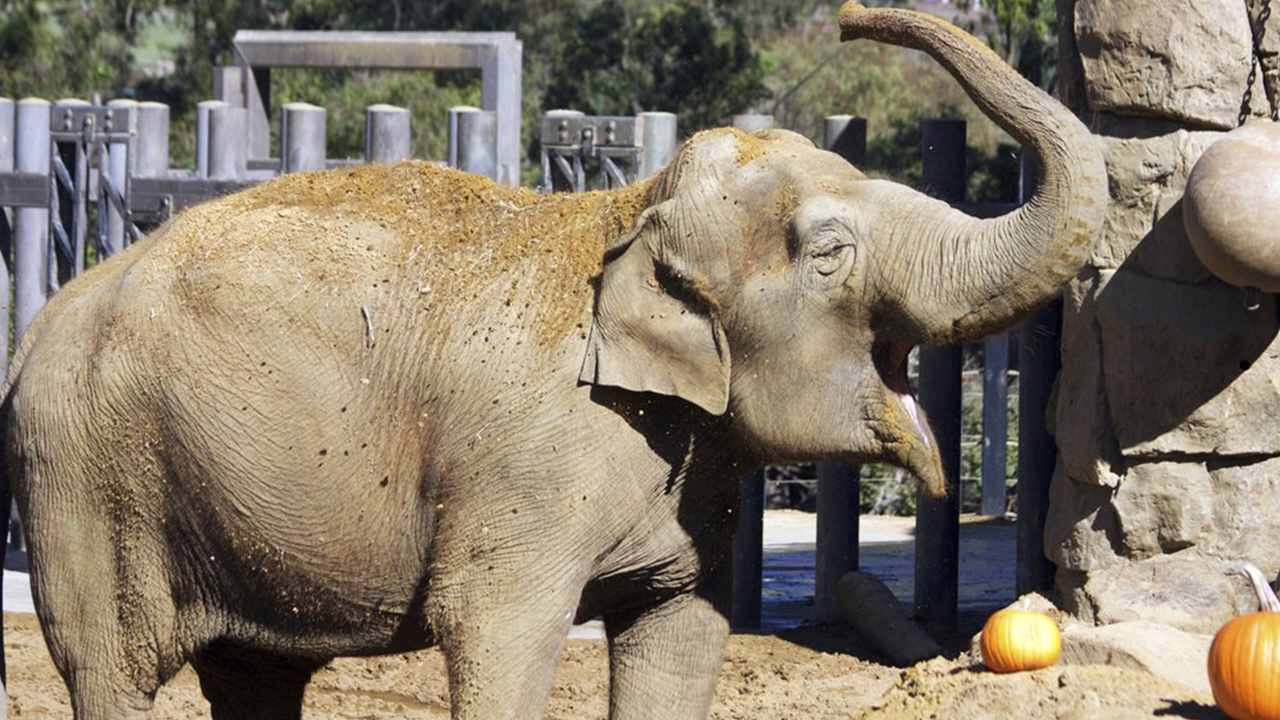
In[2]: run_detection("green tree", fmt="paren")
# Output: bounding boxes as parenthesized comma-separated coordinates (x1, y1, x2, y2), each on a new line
(542, 1, 770, 132)
(958, 0, 1056, 87)
(0, 0, 138, 98)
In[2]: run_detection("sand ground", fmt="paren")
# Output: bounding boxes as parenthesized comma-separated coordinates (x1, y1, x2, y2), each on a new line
(4, 613, 1222, 719)
(1, 513, 1226, 718)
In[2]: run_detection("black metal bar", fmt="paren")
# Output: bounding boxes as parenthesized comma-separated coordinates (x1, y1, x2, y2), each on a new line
(1017, 299, 1061, 595)
(550, 152, 576, 190)
(914, 118, 967, 627)
(96, 142, 111, 259)
(1016, 151, 1058, 595)
(730, 469, 765, 629)
(0, 173, 49, 208)
(100, 168, 130, 219)
(814, 115, 868, 622)
(47, 150, 69, 292)
(0, 208, 12, 270)
(600, 155, 627, 188)
(52, 154, 74, 194)
(129, 176, 260, 222)
(815, 462, 860, 622)
(981, 332, 1010, 516)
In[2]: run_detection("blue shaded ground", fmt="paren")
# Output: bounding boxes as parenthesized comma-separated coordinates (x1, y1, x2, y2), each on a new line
(762, 517, 1017, 631)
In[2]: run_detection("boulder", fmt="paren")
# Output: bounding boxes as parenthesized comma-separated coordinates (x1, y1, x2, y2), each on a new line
(1054, 273, 1124, 488)
(1093, 268, 1280, 459)
(1091, 131, 1222, 283)
(1111, 462, 1213, 559)
(1074, 0, 1256, 129)
(1058, 621, 1214, 695)
(1044, 464, 1122, 573)
(1076, 551, 1259, 634)
(1204, 459, 1280, 564)
(1050, 457, 1280, 628)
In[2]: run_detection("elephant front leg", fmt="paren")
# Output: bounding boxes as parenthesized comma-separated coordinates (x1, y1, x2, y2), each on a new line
(603, 590, 730, 720)
(432, 572, 582, 720)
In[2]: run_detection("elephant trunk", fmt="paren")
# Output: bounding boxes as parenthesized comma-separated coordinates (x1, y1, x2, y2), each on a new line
(840, 2, 1105, 344)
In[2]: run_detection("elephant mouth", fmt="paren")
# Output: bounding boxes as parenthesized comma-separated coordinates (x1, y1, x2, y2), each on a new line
(872, 344, 946, 498)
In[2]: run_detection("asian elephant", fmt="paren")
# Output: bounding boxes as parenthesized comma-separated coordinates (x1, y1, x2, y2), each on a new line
(0, 3, 1104, 719)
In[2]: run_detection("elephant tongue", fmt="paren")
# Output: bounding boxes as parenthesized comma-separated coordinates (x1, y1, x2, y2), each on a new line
(899, 391, 931, 450)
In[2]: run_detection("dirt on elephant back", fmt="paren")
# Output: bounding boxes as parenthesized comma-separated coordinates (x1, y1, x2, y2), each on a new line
(3, 613, 1220, 718)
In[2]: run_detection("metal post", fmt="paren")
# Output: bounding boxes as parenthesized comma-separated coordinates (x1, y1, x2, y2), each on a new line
(541, 109, 584, 192)
(1, 99, 15, 563)
(637, 111, 678, 178)
(732, 114, 774, 133)
(448, 106, 475, 169)
(196, 100, 227, 179)
(450, 107, 498, 181)
(728, 108, 777, 630)
(981, 332, 1010, 516)
(814, 113, 869, 623)
(52, 99, 88, 286)
(14, 98, 49, 341)
(135, 102, 169, 178)
(364, 104, 411, 164)
(480, 37, 522, 186)
(281, 102, 326, 173)
(731, 469, 765, 629)
(211, 66, 245, 108)
(914, 118, 966, 627)
(0, 97, 14, 371)
(815, 463, 860, 623)
(247, 66, 271, 161)
(1016, 152, 1058, 595)
(105, 99, 136, 258)
(823, 115, 867, 166)
(207, 106, 248, 181)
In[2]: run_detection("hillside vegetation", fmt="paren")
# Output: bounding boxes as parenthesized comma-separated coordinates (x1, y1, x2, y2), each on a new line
(0, 0, 1053, 195)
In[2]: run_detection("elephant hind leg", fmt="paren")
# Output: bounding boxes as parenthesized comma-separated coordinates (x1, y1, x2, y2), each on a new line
(192, 643, 323, 720)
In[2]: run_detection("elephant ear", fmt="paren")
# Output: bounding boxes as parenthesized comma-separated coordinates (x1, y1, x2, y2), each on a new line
(579, 204, 731, 415)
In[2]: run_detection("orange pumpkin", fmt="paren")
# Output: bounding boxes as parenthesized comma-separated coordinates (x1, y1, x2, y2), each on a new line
(1209, 564, 1280, 720)
(979, 608, 1060, 673)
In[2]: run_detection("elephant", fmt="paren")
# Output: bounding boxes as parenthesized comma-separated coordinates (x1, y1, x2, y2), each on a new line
(0, 3, 1104, 719)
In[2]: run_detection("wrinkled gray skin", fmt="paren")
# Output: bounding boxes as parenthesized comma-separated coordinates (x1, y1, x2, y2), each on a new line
(0, 4, 1104, 719)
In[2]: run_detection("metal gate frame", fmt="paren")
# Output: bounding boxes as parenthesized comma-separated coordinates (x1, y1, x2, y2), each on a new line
(47, 103, 140, 287)
(540, 114, 643, 192)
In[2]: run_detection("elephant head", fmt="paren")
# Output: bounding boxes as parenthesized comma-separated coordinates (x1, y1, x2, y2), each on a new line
(579, 1, 1106, 495)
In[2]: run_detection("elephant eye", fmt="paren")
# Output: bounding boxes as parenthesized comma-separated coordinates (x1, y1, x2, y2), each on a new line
(810, 242, 854, 277)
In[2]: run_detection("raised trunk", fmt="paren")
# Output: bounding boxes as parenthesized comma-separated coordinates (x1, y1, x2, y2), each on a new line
(840, 1, 1106, 343)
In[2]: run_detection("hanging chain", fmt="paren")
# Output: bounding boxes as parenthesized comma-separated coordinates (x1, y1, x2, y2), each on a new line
(1241, 0, 1278, 126)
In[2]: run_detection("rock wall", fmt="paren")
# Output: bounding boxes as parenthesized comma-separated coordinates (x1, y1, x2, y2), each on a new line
(1050, 0, 1280, 633)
